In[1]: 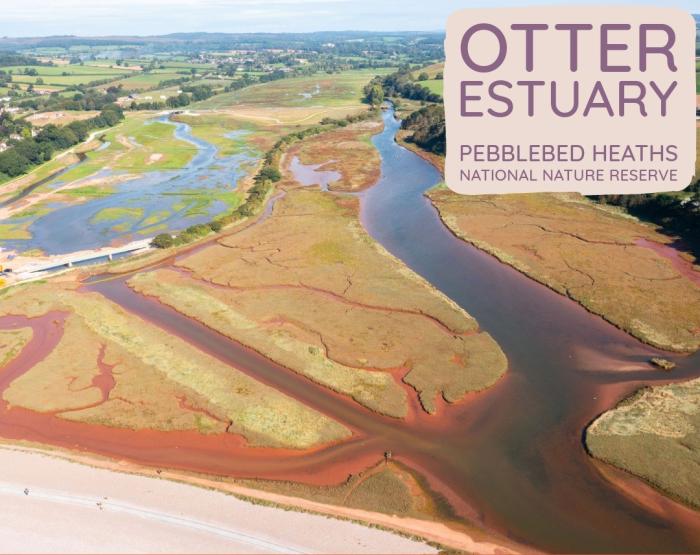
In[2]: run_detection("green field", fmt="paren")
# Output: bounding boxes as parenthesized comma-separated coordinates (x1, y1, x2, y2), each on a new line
(193, 69, 391, 109)
(1, 64, 133, 88)
(0, 60, 221, 94)
(0, 65, 132, 76)
(11, 74, 126, 87)
(107, 72, 190, 90)
(421, 79, 443, 96)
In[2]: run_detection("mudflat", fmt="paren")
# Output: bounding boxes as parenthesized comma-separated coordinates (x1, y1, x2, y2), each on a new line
(284, 120, 383, 192)
(0, 283, 349, 449)
(133, 187, 507, 415)
(428, 190, 700, 353)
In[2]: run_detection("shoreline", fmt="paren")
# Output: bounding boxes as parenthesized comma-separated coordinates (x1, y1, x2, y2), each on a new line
(0, 442, 522, 554)
(0, 444, 441, 554)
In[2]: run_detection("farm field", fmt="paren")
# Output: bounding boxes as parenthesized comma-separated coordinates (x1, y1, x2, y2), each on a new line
(107, 72, 191, 90)
(25, 110, 99, 127)
(2, 64, 134, 90)
(2, 65, 134, 77)
(420, 79, 443, 95)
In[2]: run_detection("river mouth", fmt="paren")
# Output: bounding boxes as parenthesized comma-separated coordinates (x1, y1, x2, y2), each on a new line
(359, 107, 700, 552)
(0, 108, 699, 553)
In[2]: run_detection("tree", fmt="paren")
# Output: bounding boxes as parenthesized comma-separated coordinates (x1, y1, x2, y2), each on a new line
(402, 104, 445, 154)
(166, 93, 190, 108)
(151, 233, 175, 248)
(417, 72, 429, 81)
(256, 166, 281, 183)
(435, 72, 443, 80)
(35, 77, 44, 85)
(0, 149, 31, 177)
(362, 81, 384, 106)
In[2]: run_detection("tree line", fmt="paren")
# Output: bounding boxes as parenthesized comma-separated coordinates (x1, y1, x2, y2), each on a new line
(128, 83, 216, 110)
(152, 107, 379, 248)
(15, 88, 122, 112)
(401, 104, 445, 155)
(361, 66, 446, 155)
(0, 106, 124, 180)
(363, 67, 442, 106)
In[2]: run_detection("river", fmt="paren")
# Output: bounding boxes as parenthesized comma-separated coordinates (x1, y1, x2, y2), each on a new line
(360, 107, 700, 551)
(0, 116, 254, 256)
(0, 107, 699, 553)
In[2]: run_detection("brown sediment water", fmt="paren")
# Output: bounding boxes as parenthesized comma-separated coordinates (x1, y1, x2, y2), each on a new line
(0, 108, 699, 553)
(635, 238, 700, 287)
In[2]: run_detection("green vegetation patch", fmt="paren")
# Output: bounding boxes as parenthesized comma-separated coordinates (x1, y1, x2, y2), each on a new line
(587, 379, 700, 508)
(91, 206, 144, 224)
(62, 185, 115, 198)
(175, 114, 256, 157)
(0, 222, 31, 240)
(0, 328, 32, 367)
(420, 79, 443, 96)
(54, 114, 197, 184)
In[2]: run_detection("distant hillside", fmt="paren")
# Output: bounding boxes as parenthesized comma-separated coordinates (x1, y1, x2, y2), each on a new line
(0, 31, 444, 53)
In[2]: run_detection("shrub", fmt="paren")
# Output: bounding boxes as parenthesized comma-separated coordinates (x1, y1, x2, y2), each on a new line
(151, 233, 175, 249)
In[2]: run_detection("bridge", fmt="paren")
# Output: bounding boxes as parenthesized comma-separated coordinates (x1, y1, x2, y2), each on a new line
(13, 239, 152, 279)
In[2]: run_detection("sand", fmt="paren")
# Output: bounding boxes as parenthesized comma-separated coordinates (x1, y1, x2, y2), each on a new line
(0, 446, 435, 554)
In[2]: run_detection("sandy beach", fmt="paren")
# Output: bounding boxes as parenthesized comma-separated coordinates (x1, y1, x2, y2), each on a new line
(0, 447, 435, 554)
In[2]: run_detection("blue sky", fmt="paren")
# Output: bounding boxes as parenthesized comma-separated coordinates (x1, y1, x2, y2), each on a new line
(0, 0, 697, 36)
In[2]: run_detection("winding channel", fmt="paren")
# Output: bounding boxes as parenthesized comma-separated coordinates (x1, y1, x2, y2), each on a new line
(0, 115, 254, 256)
(0, 108, 698, 553)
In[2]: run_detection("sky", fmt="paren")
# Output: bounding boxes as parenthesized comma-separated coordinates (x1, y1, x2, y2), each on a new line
(0, 0, 697, 37)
